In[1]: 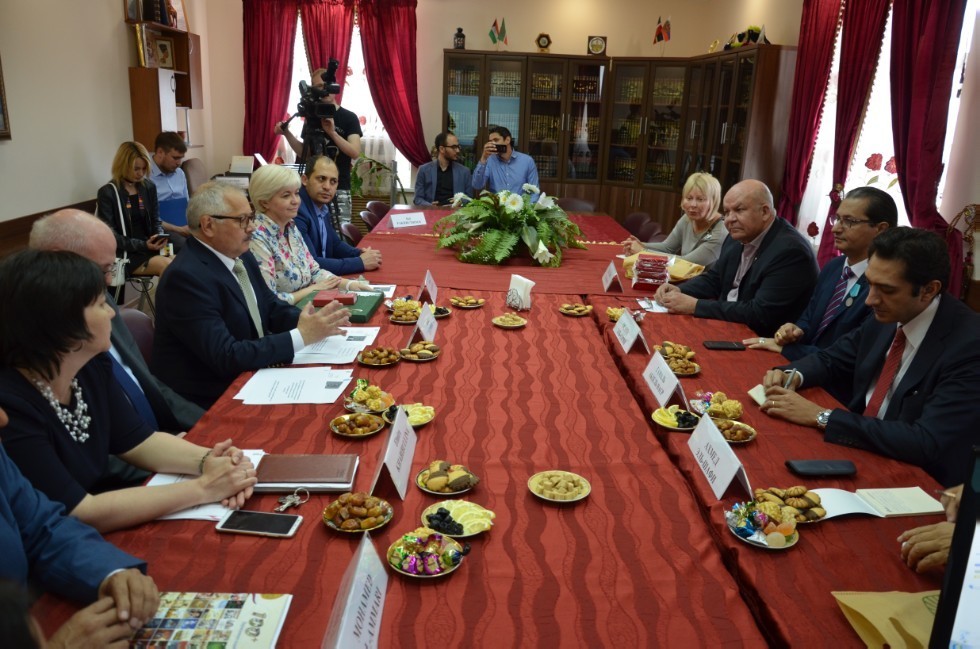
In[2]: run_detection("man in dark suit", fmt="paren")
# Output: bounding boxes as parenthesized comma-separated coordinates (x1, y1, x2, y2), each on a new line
(654, 179, 818, 335)
(762, 228, 980, 486)
(29, 210, 204, 432)
(744, 187, 898, 399)
(414, 131, 473, 206)
(153, 181, 351, 408)
(294, 155, 382, 275)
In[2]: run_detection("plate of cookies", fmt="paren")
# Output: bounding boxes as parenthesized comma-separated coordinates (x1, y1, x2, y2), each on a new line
(714, 419, 757, 444)
(450, 296, 486, 309)
(753, 486, 826, 523)
(323, 492, 393, 533)
(492, 313, 527, 329)
(415, 460, 480, 496)
(725, 501, 799, 550)
(389, 298, 421, 324)
(399, 341, 441, 362)
(559, 303, 593, 317)
(357, 347, 401, 367)
(528, 470, 591, 503)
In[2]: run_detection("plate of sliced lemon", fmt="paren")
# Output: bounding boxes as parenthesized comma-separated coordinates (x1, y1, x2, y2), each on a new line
(651, 405, 701, 431)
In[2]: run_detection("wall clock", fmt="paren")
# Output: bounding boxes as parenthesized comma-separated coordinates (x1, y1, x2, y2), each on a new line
(536, 33, 552, 53)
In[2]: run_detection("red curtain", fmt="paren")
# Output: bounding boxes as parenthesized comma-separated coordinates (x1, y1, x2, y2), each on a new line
(357, 0, 431, 167)
(890, 0, 967, 295)
(816, 0, 890, 265)
(299, 0, 356, 105)
(776, 0, 843, 226)
(243, 0, 299, 162)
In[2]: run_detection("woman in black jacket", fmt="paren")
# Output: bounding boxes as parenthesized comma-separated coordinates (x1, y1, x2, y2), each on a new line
(96, 142, 172, 279)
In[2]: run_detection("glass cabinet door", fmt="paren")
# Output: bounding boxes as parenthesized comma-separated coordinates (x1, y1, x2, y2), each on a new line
(606, 63, 646, 184)
(445, 54, 483, 170)
(527, 59, 564, 182)
(566, 59, 605, 182)
(709, 57, 736, 180)
(487, 58, 523, 150)
(725, 52, 756, 187)
(643, 64, 686, 188)
(679, 62, 715, 183)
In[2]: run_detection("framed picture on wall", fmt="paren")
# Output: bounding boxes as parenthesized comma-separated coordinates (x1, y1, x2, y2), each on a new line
(125, 0, 142, 22)
(155, 37, 175, 69)
(0, 51, 10, 140)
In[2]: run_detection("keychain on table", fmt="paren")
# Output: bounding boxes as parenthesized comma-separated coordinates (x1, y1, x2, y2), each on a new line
(275, 487, 310, 512)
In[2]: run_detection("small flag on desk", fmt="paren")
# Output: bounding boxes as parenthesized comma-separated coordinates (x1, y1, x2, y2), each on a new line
(654, 16, 671, 43)
(499, 18, 508, 45)
(489, 19, 499, 44)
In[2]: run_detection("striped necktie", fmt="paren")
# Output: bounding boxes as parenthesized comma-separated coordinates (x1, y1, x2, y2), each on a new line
(232, 258, 265, 338)
(814, 266, 853, 339)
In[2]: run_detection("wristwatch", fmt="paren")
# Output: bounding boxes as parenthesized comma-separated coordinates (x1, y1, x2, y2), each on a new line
(815, 410, 832, 430)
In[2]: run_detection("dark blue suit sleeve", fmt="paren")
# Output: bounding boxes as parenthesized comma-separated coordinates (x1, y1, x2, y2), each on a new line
(414, 163, 434, 206)
(0, 448, 145, 603)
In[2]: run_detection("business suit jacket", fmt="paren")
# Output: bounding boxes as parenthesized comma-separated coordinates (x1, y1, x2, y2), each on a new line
(680, 216, 818, 336)
(782, 255, 872, 363)
(413, 160, 472, 206)
(152, 237, 301, 408)
(294, 187, 365, 275)
(107, 294, 204, 431)
(788, 294, 980, 486)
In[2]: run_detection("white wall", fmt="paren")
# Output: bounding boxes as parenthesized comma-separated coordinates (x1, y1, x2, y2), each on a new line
(0, 0, 801, 224)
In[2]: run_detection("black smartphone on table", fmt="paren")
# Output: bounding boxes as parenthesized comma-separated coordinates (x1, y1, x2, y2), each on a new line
(703, 340, 746, 351)
(785, 459, 857, 477)
(216, 510, 303, 538)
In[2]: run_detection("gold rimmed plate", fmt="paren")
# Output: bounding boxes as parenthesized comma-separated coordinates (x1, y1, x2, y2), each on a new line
(558, 304, 593, 317)
(715, 420, 757, 445)
(415, 468, 472, 496)
(492, 315, 527, 329)
(399, 349, 442, 363)
(386, 533, 465, 578)
(420, 501, 494, 539)
(726, 521, 799, 551)
(384, 406, 435, 428)
(528, 470, 591, 503)
(672, 363, 701, 377)
(356, 351, 401, 367)
(449, 297, 486, 309)
(330, 413, 385, 438)
(322, 494, 393, 533)
(389, 315, 419, 325)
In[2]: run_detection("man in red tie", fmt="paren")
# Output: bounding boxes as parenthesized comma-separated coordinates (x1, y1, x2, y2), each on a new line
(761, 227, 980, 487)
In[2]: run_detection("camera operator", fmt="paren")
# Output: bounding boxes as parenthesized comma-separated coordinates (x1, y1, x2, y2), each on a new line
(275, 66, 362, 226)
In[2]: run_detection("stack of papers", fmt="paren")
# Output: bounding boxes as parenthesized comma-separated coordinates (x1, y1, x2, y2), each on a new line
(234, 367, 353, 405)
(292, 327, 381, 364)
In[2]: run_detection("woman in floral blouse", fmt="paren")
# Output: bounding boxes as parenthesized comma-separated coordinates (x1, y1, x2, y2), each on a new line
(248, 165, 369, 304)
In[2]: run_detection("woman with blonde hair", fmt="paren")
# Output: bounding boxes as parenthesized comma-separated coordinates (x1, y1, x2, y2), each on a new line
(248, 165, 369, 305)
(622, 172, 727, 268)
(96, 142, 172, 278)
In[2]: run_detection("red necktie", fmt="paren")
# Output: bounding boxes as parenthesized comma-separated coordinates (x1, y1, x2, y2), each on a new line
(865, 327, 907, 418)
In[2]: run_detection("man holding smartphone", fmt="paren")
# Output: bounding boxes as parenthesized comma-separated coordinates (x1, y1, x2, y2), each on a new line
(472, 125, 540, 200)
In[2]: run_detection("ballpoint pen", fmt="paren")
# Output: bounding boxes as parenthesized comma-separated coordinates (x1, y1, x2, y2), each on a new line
(783, 369, 798, 389)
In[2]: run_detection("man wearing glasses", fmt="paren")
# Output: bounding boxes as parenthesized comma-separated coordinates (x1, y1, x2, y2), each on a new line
(153, 182, 351, 408)
(413, 132, 472, 206)
(744, 187, 897, 384)
(655, 179, 818, 336)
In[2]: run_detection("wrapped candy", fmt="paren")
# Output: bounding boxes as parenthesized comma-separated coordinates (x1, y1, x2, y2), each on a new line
(422, 552, 443, 575)
(400, 554, 422, 575)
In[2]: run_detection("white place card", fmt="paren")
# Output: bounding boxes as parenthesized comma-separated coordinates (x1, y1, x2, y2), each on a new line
(643, 351, 688, 410)
(602, 261, 623, 292)
(416, 302, 438, 343)
(321, 533, 388, 649)
(390, 212, 427, 228)
(612, 309, 651, 354)
(370, 407, 417, 500)
(418, 269, 438, 305)
(687, 416, 752, 500)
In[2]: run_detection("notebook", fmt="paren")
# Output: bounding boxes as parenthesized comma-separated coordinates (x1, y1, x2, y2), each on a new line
(255, 454, 358, 492)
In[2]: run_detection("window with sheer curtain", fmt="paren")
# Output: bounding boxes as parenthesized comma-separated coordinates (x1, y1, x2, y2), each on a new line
(797, 1, 976, 239)
(280, 16, 412, 193)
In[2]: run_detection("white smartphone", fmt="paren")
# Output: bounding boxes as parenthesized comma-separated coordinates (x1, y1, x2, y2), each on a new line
(216, 510, 303, 538)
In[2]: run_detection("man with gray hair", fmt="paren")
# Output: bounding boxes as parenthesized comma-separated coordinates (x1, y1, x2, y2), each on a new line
(30, 210, 204, 433)
(152, 181, 351, 408)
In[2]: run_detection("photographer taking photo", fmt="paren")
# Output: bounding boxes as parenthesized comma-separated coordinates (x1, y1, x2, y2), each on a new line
(275, 62, 362, 226)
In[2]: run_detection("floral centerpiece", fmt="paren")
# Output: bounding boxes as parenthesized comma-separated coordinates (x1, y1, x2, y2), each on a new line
(434, 185, 586, 267)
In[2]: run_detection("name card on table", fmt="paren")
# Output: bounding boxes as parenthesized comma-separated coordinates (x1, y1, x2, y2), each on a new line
(418, 270, 438, 305)
(602, 261, 623, 292)
(612, 309, 651, 355)
(643, 351, 689, 411)
(321, 533, 388, 649)
(370, 407, 417, 500)
(407, 302, 438, 345)
(687, 416, 752, 500)
(389, 212, 427, 228)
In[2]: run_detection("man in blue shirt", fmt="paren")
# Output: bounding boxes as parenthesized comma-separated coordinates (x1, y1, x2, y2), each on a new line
(414, 132, 472, 206)
(472, 125, 539, 200)
(149, 131, 191, 250)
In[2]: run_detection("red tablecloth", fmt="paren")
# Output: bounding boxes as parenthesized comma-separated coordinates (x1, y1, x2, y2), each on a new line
(36, 291, 765, 647)
(586, 294, 945, 647)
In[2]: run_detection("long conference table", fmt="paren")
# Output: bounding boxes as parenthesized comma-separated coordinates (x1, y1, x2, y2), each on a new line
(37, 210, 945, 647)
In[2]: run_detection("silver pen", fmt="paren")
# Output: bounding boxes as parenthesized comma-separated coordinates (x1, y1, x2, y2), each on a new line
(783, 369, 798, 389)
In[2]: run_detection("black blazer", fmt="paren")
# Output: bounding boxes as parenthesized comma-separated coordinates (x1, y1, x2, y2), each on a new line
(152, 237, 300, 408)
(788, 294, 980, 486)
(680, 216, 818, 336)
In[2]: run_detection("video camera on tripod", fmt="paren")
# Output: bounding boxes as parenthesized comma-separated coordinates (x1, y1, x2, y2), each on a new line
(294, 59, 341, 121)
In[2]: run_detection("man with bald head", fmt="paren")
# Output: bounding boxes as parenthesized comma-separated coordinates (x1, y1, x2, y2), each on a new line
(30, 210, 203, 434)
(654, 179, 817, 335)
(153, 182, 351, 408)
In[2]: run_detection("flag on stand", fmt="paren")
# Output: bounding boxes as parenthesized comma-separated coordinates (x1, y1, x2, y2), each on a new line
(654, 16, 672, 43)
(499, 18, 508, 45)
(489, 19, 500, 44)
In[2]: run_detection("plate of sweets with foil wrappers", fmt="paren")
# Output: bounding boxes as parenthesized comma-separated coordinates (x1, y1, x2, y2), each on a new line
(386, 527, 469, 578)
(725, 501, 799, 550)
